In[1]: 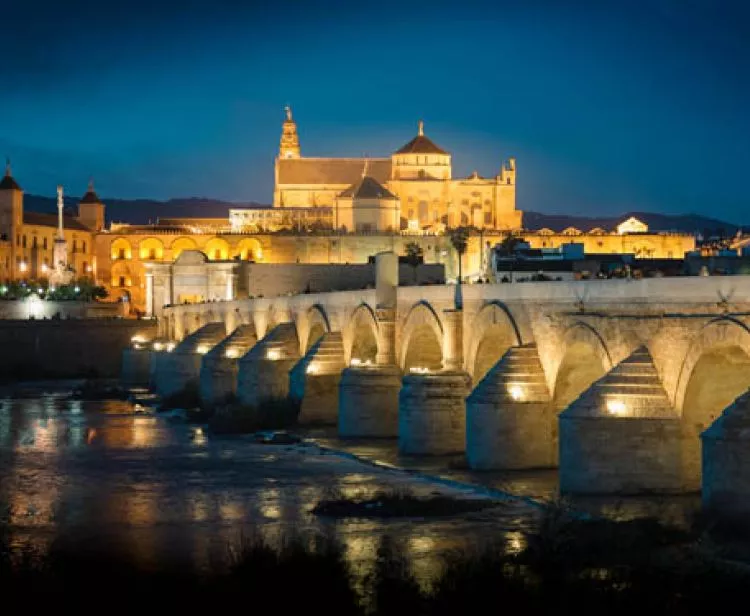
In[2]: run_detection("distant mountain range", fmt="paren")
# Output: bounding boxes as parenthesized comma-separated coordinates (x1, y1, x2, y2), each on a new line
(22, 194, 743, 236)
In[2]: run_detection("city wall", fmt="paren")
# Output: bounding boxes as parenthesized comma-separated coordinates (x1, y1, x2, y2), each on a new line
(0, 319, 156, 379)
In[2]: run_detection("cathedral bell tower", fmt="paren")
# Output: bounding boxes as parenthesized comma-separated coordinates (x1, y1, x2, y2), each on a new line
(279, 105, 301, 159)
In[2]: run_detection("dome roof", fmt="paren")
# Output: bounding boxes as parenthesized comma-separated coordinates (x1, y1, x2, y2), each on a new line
(339, 175, 397, 200)
(394, 120, 448, 155)
(80, 180, 101, 204)
(0, 161, 21, 190)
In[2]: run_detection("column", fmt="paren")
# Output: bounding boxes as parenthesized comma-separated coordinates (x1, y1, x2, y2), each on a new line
(442, 309, 464, 372)
(145, 270, 154, 317)
(375, 307, 396, 366)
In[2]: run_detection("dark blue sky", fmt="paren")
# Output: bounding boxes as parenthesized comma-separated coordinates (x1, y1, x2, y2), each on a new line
(1, 0, 748, 221)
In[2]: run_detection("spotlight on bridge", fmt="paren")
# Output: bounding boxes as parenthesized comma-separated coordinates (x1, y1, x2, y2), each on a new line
(225, 348, 240, 359)
(409, 366, 431, 374)
(153, 342, 164, 351)
(508, 384, 524, 401)
(606, 399, 627, 416)
(266, 348, 282, 361)
(306, 362, 319, 375)
(165, 342, 176, 352)
(350, 358, 362, 366)
(196, 345, 210, 355)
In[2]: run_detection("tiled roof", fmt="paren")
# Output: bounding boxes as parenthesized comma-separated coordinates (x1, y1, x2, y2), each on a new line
(339, 176, 397, 200)
(394, 134, 448, 155)
(0, 174, 21, 190)
(23, 211, 92, 231)
(277, 157, 391, 185)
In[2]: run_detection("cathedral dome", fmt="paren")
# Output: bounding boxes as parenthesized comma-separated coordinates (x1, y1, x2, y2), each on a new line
(394, 120, 448, 155)
(0, 160, 21, 191)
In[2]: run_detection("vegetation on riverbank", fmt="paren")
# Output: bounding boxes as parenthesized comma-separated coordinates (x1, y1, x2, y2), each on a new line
(2, 502, 750, 613)
(312, 487, 500, 518)
(208, 398, 300, 434)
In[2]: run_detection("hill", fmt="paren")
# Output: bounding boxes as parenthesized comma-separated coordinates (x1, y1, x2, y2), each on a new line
(21, 194, 742, 236)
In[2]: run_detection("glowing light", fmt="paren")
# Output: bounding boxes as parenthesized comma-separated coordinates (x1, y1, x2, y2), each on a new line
(19, 261, 27, 272)
(410, 366, 430, 374)
(0, 286, 6, 294)
(153, 342, 164, 351)
(131, 335, 146, 344)
(74, 286, 80, 293)
(225, 348, 239, 359)
(306, 362, 319, 375)
(350, 358, 362, 366)
(606, 399, 627, 416)
(85, 264, 93, 273)
(37, 287, 44, 295)
(266, 348, 281, 361)
(166, 342, 176, 352)
(133, 342, 142, 350)
(508, 385, 524, 401)
(41, 263, 49, 273)
(196, 344, 210, 355)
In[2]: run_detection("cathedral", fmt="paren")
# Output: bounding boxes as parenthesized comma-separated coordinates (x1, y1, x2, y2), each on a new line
(272, 107, 521, 232)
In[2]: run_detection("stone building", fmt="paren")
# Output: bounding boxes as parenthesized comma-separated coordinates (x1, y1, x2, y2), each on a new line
(271, 108, 520, 232)
(0, 109, 697, 314)
(0, 163, 99, 282)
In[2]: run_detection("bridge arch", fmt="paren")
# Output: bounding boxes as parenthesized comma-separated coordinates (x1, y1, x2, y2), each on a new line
(551, 321, 613, 411)
(345, 303, 379, 365)
(300, 304, 331, 353)
(673, 317, 750, 489)
(399, 301, 444, 372)
(466, 301, 523, 382)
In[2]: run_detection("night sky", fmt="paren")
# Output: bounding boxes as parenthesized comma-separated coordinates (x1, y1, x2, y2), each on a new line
(1, 0, 748, 221)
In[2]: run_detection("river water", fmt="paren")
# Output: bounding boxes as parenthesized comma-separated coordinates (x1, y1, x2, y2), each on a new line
(0, 389, 540, 583)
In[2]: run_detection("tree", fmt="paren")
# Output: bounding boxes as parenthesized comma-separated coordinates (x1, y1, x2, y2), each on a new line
(403, 242, 423, 285)
(449, 227, 470, 283)
(498, 234, 525, 255)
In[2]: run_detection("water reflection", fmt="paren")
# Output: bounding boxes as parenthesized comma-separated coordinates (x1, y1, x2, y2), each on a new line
(0, 395, 536, 581)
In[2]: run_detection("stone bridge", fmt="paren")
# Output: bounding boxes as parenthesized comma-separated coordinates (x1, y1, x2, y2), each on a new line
(126, 254, 750, 514)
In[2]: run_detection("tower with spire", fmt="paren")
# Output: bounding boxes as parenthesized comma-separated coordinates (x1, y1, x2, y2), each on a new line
(78, 179, 106, 231)
(279, 105, 301, 159)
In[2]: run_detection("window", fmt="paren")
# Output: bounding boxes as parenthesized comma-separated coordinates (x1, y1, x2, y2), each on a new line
(32, 236, 37, 249)
(149, 248, 156, 260)
(214, 249, 221, 260)
(72, 240, 77, 253)
(43, 237, 47, 250)
(83, 241, 87, 253)
(16, 234, 19, 247)
(119, 276, 126, 287)
(22, 235, 26, 248)
(417, 169, 426, 179)
(484, 212, 492, 224)
(82, 261, 87, 273)
(119, 248, 126, 260)
(507, 178, 511, 185)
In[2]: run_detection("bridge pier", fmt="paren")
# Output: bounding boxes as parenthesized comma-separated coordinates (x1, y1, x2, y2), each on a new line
(702, 388, 750, 516)
(466, 344, 553, 469)
(398, 308, 470, 455)
(199, 324, 258, 406)
(559, 347, 682, 494)
(153, 323, 226, 398)
(236, 322, 300, 408)
(122, 347, 153, 386)
(339, 307, 401, 437)
(290, 332, 346, 424)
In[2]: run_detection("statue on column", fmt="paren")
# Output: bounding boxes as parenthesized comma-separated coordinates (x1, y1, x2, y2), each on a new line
(49, 185, 74, 285)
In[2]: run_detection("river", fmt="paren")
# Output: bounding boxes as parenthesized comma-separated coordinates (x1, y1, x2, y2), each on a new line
(0, 387, 540, 584)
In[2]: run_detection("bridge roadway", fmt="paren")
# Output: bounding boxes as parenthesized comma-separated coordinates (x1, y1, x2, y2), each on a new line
(124, 254, 750, 515)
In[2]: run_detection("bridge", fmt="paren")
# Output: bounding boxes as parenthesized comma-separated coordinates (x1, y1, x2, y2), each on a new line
(125, 253, 750, 516)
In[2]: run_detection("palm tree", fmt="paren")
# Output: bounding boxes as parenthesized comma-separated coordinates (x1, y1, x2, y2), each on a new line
(449, 227, 470, 283)
(404, 242, 423, 285)
(449, 227, 470, 309)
